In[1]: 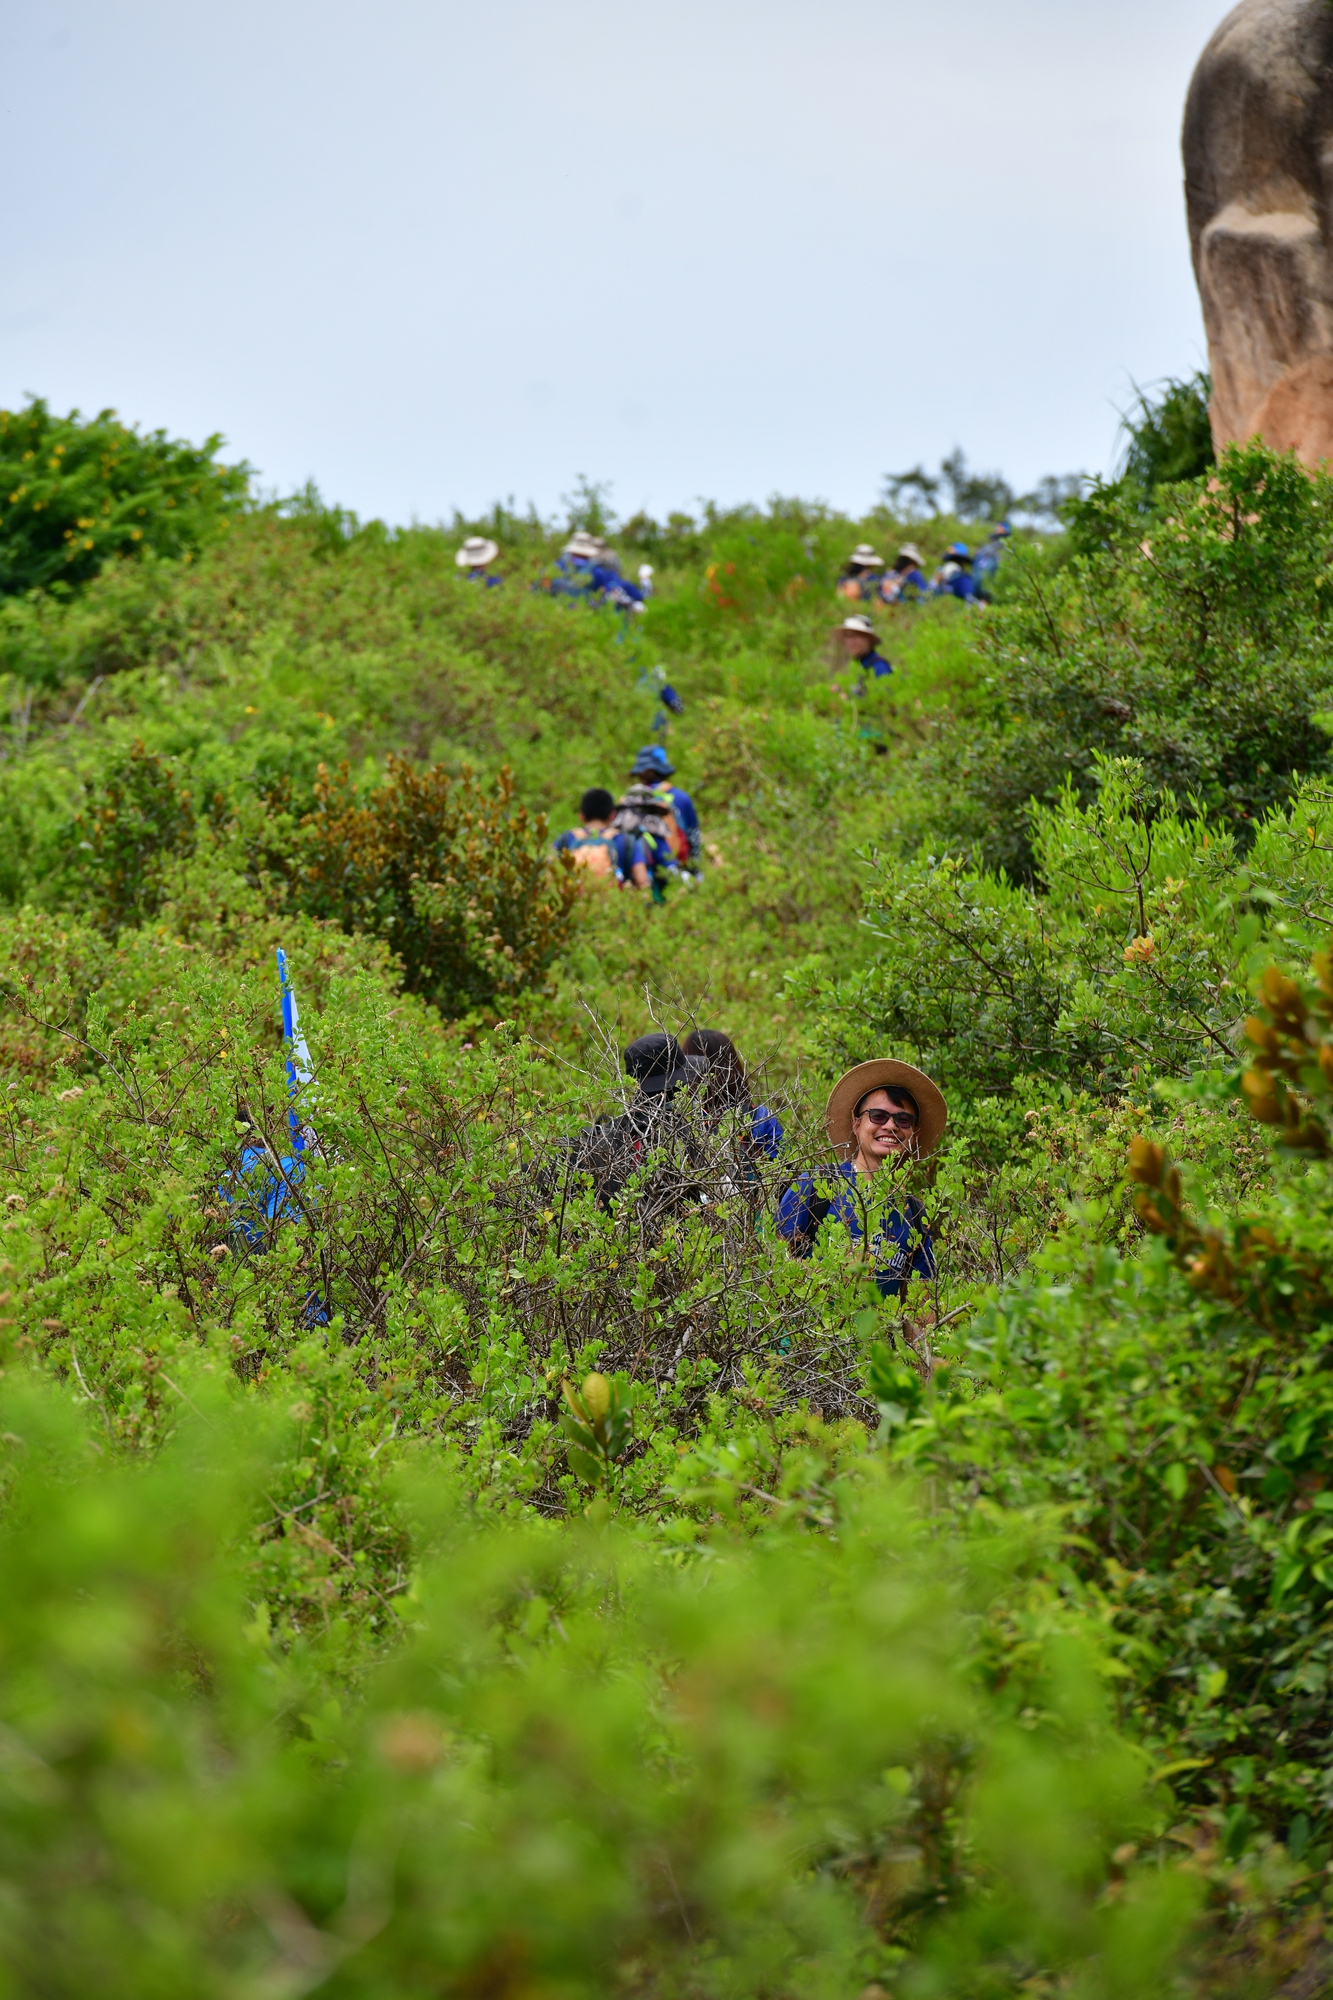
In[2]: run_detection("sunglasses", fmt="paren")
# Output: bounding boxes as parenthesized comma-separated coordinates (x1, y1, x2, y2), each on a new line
(857, 1107, 918, 1131)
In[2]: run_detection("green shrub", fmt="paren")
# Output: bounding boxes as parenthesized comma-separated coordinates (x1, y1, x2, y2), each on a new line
(0, 398, 249, 596)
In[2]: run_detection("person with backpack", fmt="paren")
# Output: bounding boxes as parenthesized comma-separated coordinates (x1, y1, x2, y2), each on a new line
(612, 781, 681, 902)
(628, 745, 701, 869)
(880, 544, 930, 604)
(538, 532, 647, 615)
(554, 788, 649, 887)
(932, 543, 980, 602)
(972, 521, 1011, 602)
(777, 1059, 944, 1298)
(564, 1033, 699, 1210)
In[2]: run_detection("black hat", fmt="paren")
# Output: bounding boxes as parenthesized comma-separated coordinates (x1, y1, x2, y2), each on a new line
(622, 1033, 688, 1094)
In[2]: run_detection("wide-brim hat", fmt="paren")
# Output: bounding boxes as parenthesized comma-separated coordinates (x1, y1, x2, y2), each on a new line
(824, 1060, 948, 1161)
(563, 531, 603, 559)
(632, 744, 673, 777)
(456, 536, 499, 568)
(848, 543, 884, 568)
(897, 543, 925, 566)
(833, 613, 880, 644)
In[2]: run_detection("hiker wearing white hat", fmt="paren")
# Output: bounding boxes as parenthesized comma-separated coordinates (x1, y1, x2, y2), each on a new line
(832, 615, 894, 753)
(836, 542, 889, 606)
(776, 1058, 944, 1297)
(538, 531, 648, 615)
(455, 536, 502, 588)
(880, 544, 930, 606)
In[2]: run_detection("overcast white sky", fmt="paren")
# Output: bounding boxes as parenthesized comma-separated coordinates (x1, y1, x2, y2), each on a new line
(0, 0, 1227, 525)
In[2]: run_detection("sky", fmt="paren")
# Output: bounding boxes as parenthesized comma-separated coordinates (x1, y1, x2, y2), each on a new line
(0, 0, 1228, 526)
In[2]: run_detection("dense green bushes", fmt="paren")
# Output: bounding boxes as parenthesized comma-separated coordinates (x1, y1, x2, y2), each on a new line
(6, 417, 1333, 1988)
(0, 397, 248, 597)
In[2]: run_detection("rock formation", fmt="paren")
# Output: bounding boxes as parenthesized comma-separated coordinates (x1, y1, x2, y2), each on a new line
(1184, 0, 1333, 463)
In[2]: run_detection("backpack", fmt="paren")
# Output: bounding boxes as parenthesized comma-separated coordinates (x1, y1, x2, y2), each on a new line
(565, 827, 623, 881)
(648, 781, 691, 864)
(613, 785, 675, 871)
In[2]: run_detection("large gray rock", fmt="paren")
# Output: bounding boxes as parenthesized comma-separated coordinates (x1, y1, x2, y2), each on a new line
(1184, 0, 1333, 462)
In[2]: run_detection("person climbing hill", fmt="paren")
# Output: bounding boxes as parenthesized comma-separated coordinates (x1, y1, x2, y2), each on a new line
(933, 543, 979, 602)
(628, 745, 701, 869)
(456, 536, 503, 586)
(777, 1059, 943, 1298)
(881, 544, 930, 604)
(539, 532, 647, 614)
(554, 787, 649, 887)
(836, 544, 889, 605)
(612, 781, 681, 901)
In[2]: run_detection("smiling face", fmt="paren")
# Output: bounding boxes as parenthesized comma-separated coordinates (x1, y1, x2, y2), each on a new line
(850, 1086, 919, 1173)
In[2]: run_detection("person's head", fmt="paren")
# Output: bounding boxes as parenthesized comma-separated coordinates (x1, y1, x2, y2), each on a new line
(895, 543, 925, 573)
(824, 1059, 947, 1172)
(563, 530, 601, 567)
(846, 542, 883, 578)
(680, 1028, 747, 1108)
(850, 1085, 920, 1168)
(944, 541, 972, 567)
(456, 535, 499, 570)
(622, 1033, 687, 1097)
(580, 787, 615, 827)
(631, 744, 674, 782)
(834, 613, 878, 660)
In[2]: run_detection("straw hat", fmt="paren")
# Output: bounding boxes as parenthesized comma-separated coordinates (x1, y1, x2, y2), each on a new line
(563, 530, 603, 559)
(833, 612, 880, 644)
(848, 543, 884, 568)
(456, 536, 499, 569)
(897, 543, 925, 566)
(824, 1059, 948, 1161)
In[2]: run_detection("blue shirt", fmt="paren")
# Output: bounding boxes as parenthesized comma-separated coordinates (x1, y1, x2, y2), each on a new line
(750, 1104, 784, 1160)
(466, 569, 503, 588)
(777, 1164, 935, 1298)
(935, 564, 978, 602)
(541, 556, 645, 610)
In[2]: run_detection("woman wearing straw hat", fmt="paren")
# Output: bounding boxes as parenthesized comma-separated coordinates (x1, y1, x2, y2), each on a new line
(881, 544, 930, 605)
(456, 536, 502, 588)
(776, 1060, 945, 1297)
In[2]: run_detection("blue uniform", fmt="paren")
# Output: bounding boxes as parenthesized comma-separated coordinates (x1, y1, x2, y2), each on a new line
(777, 1164, 934, 1298)
(750, 1104, 784, 1160)
(883, 566, 930, 603)
(466, 570, 503, 589)
(542, 555, 645, 611)
(934, 564, 979, 602)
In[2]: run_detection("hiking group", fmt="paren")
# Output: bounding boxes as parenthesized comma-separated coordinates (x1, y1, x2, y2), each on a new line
(554, 746, 701, 903)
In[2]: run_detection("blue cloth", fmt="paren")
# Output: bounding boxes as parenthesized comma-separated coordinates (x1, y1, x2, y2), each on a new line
(466, 569, 503, 589)
(888, 565, 929, 600)
(554, 826, 645, 882)
(222, 1142, 307, 1251)
(542, 556, 644, 611)
(935, 565, 978, 602)
(862, 649, 893, 680)
(750, 1104, 784, 1160)
(777, 1164, 934, 1298)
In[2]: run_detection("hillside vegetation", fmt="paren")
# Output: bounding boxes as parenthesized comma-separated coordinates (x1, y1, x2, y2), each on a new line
(2, 399, 1333, 1994)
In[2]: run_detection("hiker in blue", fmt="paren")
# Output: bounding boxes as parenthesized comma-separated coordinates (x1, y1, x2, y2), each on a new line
(933, 543, 980, 602)
(629, 745, 701, 868)
(883, 543, 930, 603)
(973, 522, 1011, 602)
(456, 536, 503, 587)
(777, 1059, 944, 1299)
(554, 787, 649, 887)
(542, 532, 647, 615)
